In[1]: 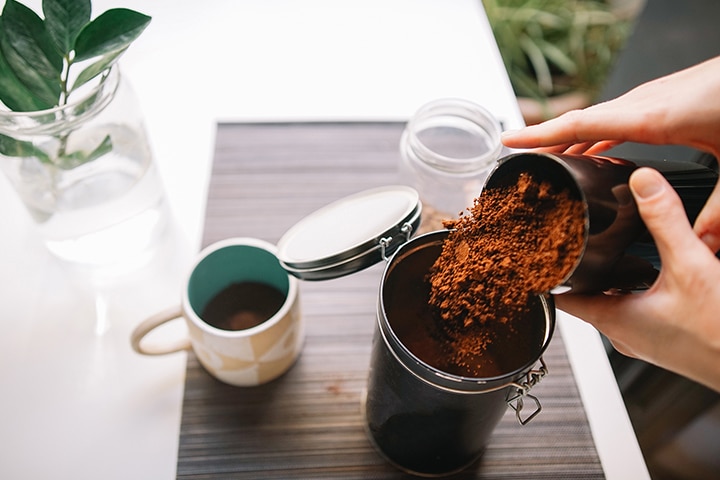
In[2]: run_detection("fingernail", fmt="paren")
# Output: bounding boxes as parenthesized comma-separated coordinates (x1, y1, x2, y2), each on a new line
(501, 129, 520, 138)
(631, 168, 665, 199)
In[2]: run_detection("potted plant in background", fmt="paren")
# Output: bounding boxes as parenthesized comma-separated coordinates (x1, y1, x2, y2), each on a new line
(482, 0, 644, 124)
(0, 0, 166, 266)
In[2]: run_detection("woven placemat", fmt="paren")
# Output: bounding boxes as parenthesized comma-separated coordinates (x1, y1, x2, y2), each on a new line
(176, 122, 604, 479)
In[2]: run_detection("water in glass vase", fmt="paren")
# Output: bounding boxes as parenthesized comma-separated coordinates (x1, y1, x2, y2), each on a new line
(0, 67, 169, 267)
(16, 124, 168, 267)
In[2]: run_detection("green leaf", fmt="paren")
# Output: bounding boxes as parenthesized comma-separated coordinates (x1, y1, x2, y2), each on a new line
(0, 36, 61, 107)
(43, 0, 92, 55)
(0, 31, 51, 111)
(1, 0, 63, 77)
(57, 134, 112, 169)
(519, 34, 553, 95)
(535, 37, 577, 76)
(71, 48, 124, 91)
(0, 0, 63, 107)
(0, 2, 150, 113)
(0, 133, 52, 164)
(74, 8, 151, 62)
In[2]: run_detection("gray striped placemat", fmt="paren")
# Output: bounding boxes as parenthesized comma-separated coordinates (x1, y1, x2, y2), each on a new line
(176, 122, 604, 479)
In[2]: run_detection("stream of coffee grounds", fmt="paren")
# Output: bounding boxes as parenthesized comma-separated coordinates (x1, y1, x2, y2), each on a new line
(427, 172, 585, 365)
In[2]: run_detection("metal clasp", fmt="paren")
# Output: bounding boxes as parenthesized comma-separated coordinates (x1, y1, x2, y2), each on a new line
(379, 222, 415, 261)
(506, 356, 548, 425)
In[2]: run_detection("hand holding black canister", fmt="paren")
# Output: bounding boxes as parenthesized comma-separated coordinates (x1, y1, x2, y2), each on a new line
(484, 152, 719, 294)
(499, 56, 720, 393)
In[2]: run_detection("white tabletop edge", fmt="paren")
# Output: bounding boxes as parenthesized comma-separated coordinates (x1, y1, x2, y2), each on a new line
(559, 312, 651, 480)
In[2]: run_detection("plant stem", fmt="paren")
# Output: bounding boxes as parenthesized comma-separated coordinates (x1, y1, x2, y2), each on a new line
(57, 55, 73, 161)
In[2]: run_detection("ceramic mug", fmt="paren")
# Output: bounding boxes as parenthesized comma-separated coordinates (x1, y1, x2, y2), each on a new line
(131, 238, 303, 386)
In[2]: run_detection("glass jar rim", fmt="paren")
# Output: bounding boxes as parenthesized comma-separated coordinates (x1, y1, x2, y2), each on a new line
(403, 98, 503, 174)
(0, 66, 120, 135)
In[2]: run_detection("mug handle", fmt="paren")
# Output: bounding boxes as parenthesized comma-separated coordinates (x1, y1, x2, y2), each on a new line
(131, 305, 192, 355)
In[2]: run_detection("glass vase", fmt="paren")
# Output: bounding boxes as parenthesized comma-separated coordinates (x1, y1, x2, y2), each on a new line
(0, 67, 168, 267)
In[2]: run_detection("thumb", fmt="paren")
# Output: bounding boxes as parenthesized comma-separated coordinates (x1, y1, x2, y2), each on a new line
(629, 168, 699, 264)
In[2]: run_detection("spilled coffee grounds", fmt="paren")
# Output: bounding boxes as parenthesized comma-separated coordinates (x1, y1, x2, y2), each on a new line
(427, 172, 585, 368)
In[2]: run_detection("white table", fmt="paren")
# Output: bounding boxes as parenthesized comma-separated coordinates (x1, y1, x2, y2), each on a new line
(0, 1, 649, 478)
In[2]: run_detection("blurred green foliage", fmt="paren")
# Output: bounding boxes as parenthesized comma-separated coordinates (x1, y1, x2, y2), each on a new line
(483, 0, 632, 100)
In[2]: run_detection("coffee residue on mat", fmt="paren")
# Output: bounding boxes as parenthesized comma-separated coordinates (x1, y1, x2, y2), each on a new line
(427, 172, 585, 365)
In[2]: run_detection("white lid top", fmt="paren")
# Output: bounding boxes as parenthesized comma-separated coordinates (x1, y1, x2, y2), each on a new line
(277, 185, 421, 280)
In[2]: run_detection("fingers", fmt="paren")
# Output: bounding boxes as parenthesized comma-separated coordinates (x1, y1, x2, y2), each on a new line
(629, 168, 705, 265)
(555, 168, 708, 352)
(563, 141, 598, 155)
(501, 115, 580, 149)
(524, 140, 625, 156)
(693, 179, 720, 253)
(554, 292, 620, 326)
(501, 106, 628, 150)
(555, 293, 636, 340)
(583, 140, 624, 155)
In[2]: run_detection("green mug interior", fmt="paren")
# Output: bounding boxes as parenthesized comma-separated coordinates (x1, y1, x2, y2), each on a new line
(187, 244, 290, 320)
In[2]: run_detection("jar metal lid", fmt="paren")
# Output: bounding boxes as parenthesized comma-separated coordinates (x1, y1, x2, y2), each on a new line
(277, 185, 422, 280)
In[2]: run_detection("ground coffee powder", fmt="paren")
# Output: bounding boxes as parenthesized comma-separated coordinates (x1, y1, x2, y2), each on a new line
(427, 172, 585, 370)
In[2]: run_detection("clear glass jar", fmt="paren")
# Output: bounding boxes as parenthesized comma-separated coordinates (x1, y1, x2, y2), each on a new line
(399, 98, 503, 232)
(0, 67, 168, 267)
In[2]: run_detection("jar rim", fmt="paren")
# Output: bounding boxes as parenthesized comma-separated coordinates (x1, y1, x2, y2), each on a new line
(0, 66, 120, 135)
(378, 230, 556, 392)
(0, 66, 119, 117)
(403, 98, 503, 174)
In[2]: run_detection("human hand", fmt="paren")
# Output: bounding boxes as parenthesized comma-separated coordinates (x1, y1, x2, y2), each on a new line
(501, 55, 720, 158)
(555, 167, 720, 392)
(501, 55, 720, 252)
